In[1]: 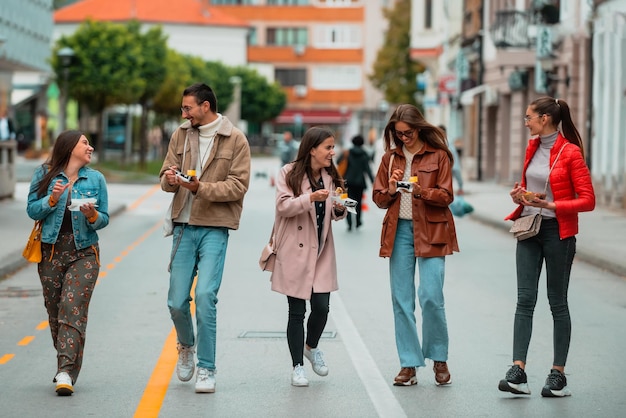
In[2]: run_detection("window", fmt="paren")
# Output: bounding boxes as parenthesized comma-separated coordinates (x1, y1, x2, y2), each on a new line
(267, 28, 308, 46)
(314, 0, 361, 6)
(267, 0, 309, 5)
(313, 25, 361, 48)
(425, 0, 433, 29)
(312, 65, 361, 90)
(211, 0, 258, 4)
(248, 28, 258, 46)
(275, 68, 307, 86)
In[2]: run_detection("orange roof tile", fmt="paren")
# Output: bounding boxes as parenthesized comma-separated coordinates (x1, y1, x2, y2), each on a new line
(55, 0, 249, 27)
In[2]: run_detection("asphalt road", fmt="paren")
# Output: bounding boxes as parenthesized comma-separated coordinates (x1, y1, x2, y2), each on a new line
(1, 158, 625, 417)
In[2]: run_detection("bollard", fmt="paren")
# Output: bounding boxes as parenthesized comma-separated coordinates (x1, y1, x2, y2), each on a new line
(0, 139, 17, 199)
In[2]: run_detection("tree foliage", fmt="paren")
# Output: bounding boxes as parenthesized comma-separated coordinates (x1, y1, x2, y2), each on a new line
(53, 20, 147, 159)
(232, 66, 287, 123)
(369, 0, 425, 107)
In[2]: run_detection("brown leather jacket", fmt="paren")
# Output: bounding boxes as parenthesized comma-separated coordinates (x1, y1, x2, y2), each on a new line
(373, 145, 459, 258)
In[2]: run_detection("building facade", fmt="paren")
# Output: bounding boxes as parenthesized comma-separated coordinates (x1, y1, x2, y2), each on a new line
(591, 0, 626, 208)
(54, 0, 250, 66)
(0, 0, 54, 150)
(210, 0, 396, 145)
(453, 1, 592, 187)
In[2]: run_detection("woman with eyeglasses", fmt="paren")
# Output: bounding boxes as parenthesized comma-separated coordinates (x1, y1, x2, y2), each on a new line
(498, 97, 595, 397)
(373, 104, 459, 387)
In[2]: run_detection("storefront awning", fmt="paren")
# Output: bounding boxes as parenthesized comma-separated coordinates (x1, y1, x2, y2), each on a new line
(459, 84, 498, 106)
(275, 109, 352, 124)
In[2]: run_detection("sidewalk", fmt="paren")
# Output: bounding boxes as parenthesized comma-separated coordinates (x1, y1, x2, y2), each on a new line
(462, 180, 626, 278)
(1, 170, 625, 280)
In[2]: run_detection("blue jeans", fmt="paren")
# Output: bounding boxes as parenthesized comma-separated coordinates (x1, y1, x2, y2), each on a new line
(513, 217, 576, 367)
(390, 219, 449, 367)
(168, 224, 229, 370)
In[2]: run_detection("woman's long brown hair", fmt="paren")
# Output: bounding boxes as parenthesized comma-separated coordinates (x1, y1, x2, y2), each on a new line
(36, 130, 83, 197)
(383, 104, 453, 161)
(285, 126, 344, 196)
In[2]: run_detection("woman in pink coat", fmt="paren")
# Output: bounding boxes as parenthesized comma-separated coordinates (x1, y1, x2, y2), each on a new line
(270, 126, 346, 387)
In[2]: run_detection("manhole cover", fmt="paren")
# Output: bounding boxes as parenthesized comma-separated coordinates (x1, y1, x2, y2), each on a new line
(238, 330, 336, 339)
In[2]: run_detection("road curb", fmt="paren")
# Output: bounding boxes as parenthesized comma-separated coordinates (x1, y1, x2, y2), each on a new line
(469, 212, 626, 279)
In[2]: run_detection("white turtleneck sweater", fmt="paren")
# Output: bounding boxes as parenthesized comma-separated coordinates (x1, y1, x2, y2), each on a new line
(197, 114, 222, 174)
(174, 115, 222, 224)
(522, 131, 557, 218)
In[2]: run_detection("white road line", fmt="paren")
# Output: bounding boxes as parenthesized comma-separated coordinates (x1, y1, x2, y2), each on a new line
(331, 292, 407, 418)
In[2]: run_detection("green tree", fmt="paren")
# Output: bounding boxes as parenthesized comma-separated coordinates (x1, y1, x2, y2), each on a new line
(129, 22, 169, 169)
(151, 54, 233, 120)
(53, 20, 146, 161)
(152, 49, 193, 118)
(232, 66, 286, 125)
(187, 58, 234, 113)
(369, 0, 425, 108)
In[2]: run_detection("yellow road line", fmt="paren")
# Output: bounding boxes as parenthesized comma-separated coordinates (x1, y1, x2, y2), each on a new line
(134, 279, 197, 416)
(17, 336, 35, 346)
(0, 354, 15, 364)
(133, 328, 178, 418)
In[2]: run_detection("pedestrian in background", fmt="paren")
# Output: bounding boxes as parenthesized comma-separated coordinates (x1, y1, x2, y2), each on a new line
(0, 107, 16, 141)
(269, 126, 346, 387)
(160, 83, 251, 393)
(438, 125, 473, 217)
(498, 97, 595, 397)
(279, 130, 299, 166)
(437, 125, 463, 195)
(339, 134, 374, 231)
(373, 104, 459, 387)
(26, 130, 109, 396)
(148, 125, 163, 160)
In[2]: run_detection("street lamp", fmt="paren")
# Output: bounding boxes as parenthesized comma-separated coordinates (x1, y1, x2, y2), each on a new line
(227, 76, 242, 127)
(57, 46, 75, 134)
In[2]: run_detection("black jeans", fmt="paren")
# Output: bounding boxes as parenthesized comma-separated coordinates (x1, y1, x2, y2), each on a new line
(287, 292, 330, 367)
(346, 186, 364, 229)
(513, 217, 576, 367)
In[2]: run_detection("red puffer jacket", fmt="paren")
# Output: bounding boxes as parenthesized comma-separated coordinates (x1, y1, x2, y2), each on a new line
(505, 133, 595, 239)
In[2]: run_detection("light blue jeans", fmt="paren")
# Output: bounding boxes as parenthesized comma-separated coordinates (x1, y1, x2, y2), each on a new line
(390, 219, 449, 367)
(168, 224, 229, 371)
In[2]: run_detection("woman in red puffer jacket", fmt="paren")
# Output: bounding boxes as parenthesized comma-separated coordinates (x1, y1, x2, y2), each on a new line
(498, 97, 595, 399)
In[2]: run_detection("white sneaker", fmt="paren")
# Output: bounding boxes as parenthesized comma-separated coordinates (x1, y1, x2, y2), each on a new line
(195, 368, 216, 393)
(291, 364, 309, 387)
(54, 372, 73, 396)
(304, 347, 329, 376)
(176, 343, 195, 382)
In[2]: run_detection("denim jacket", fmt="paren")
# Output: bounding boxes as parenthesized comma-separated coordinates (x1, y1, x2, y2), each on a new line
(26, 165, 109, 249)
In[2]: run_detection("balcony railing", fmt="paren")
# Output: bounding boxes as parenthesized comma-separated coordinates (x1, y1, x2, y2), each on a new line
(491, 10, 532, 49)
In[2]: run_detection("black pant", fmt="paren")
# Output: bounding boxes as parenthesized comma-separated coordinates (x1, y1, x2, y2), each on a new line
(513, 218, 576, 366)
(287, 293, 330, 367)
(346, 186, 365, 229)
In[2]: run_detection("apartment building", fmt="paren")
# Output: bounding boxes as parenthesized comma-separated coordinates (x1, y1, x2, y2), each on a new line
(0, 0, 54, 148)
(54, 0, 250, 66)
(210, 0, 395, 144)
(409, 0, 464, 142)
(454, 0, 593, 187)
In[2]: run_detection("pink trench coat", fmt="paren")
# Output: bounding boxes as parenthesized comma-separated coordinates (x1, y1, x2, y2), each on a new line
(270, 164, 346, 300)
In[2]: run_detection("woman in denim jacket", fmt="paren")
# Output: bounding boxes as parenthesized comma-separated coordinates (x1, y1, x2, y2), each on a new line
(26, 130, 109, 396)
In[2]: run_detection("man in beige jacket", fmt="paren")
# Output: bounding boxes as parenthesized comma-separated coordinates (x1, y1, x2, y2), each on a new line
(159, 83, 251, 394)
